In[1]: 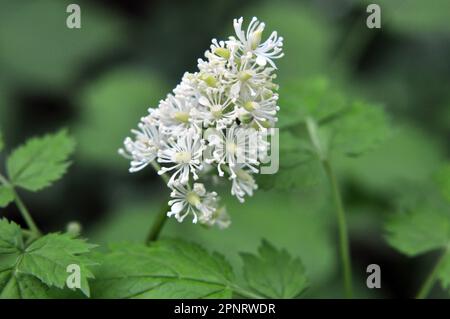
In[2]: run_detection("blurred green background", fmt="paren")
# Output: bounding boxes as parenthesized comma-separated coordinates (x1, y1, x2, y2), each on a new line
(0, 0, 449, 298)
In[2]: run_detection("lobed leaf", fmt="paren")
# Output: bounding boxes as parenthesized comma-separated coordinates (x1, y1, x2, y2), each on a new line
(0, 219, 96, 298)
(385, 208, 450, 256)
(240, 240, 309, 298)
(91, 239, 234, 299)
(0, 186, 14, 208)
(6, 130, 75, 191)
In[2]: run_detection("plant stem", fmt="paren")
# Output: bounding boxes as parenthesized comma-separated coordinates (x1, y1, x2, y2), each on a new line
(323, 159, 353, 298)
(306, 117, 353, 298)
(146, 202, 170, 243)
(416, 249, 448, 299)
(145, 161, 170, 244)
(0, 173, 41, 236)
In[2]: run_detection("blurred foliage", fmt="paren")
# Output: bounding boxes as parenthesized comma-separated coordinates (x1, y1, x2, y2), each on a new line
(0, 0, 125, 89)
(0, 0, 449, 298)
(74, 67, 169, 168)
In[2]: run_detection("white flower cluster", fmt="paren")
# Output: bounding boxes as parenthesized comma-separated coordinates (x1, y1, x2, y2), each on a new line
(120, 17, 283, 228)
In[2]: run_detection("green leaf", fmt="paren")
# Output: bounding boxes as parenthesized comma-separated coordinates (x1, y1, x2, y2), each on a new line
(0, 218, 23, 254)
(279, 77, 390, 158)
(92, 239, 235, 299)
(240, 240, 308, 298)
(0, 186, 14, 208)
(385, 207, 450, 256)
(0, 219, 96, 298)
(327, 100, 390, 157)
(360, 0, 450, 34)
(0, 1, 125, 88)
(279, 77, 347, 129)
(257, 130, 322, 190)
(75, 68, 168, 168)
(0, 131, 4, 152)
(435, 163, 450, 203)
(6, 130, 75, 191)
(385, 201, 450, 292)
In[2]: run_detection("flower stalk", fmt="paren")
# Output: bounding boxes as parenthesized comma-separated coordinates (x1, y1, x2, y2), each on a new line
(306, 117, 353, 298)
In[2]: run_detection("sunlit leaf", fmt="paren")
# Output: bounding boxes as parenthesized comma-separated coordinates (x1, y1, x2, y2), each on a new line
(6, 130, 75, 191)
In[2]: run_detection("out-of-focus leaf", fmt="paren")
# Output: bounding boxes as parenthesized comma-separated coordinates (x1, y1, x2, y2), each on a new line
(328, 100, 390, 156)
(0, 131, 4, 152)
(238, 2, 337, 81)
(92, 239, 234, 299)
(279, 77, 347, 129)
(360, 0, 450, 34)
(335, 125, 444, 194)
(0, 0, 124, 88)
(89, 190, 335, 290)
(0, 186, 14, 208)
(257, 130, 322, 190)
(6, 130, 75, 191)
(385, 200, 450, 292)
(0, 219, 97, 298)
(240, 240, 308, 298)
(75, 68, 168, 168)
(435, 163, 450, 203)
(385, 207, 450, 256)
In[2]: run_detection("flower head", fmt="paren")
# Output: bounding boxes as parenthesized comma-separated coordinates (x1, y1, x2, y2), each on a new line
(120, 17, 283, 227)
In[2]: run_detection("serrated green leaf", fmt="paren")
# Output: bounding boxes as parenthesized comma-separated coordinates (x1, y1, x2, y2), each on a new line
(92, 239, 234, 299)
(257, 130, 322, 190)
(0, 186, 14, 208)
(328, 100, 390, 156)
(0, 219, 96, 298)
(435, 163, 450, 203)
(385, 208, 450, 256)
(279, 77, 347, 129)
(18, 234, 97, 297)
(0, 218, 23, 254)
(6, 130, 75, 191)
(240, 240, 308, 299)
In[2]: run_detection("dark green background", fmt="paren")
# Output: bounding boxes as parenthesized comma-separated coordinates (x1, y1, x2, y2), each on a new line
(0, 0, 449, 298)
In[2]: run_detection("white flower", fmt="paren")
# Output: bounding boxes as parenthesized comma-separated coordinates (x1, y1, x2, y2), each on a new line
(168, 183, 218, 223)
(230, 164, 258, 203)
(153, 94, 201, 135)
(157, 131, 205, 186)
(119, 115, 161, 173)
(120, 17, 283, 226)
(197, 88, 237, 129)
(199, 206, 231, 229)
(224, 52, 276, 98)
(207, 126, 260, 178)
(238, 90, 280, 129)
(231, 17, 284, 68)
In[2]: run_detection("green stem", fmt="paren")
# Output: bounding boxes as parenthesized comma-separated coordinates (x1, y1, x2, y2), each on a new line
(306, 117, 353, 298)
(146, 203, 170, 244)
(323, 159, 353, 298)
(145, 161, 170, 244)
(416, 249, 448, 299)
(0, 173, 41, 236)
